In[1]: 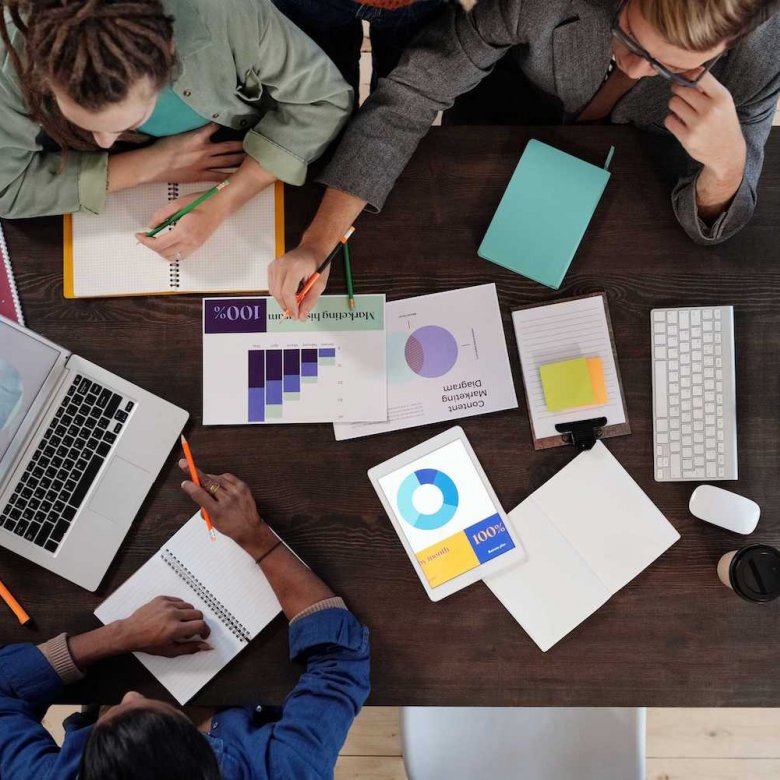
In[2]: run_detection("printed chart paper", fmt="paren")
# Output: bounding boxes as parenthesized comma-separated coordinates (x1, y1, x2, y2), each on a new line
(203, 295, 386, 425)
(334, 284, 517, 440)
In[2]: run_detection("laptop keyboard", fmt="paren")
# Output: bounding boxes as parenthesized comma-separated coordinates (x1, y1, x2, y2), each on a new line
(0, 374, 134, 553)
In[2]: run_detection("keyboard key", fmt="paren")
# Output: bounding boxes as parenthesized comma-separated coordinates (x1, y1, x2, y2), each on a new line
(68, 455, 105, 508)
(50, 519, 70, 543)
(115, 409, 128, 423)
(97, 441, 111, 457)
(125, 401, 134, 412)
(97, 389, 111, 408)
(105, 393, 122, 418)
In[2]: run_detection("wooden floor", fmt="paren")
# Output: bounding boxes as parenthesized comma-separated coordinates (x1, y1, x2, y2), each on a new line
(334, 707, 780, 780)
(43, 705, 780, 778)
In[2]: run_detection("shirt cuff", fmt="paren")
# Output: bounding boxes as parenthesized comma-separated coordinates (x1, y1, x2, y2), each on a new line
(78, 152, 109, 215)
(290, 597, 347, 625)
(288, 608, 368, 661)
(244, 131, 307, 186)
(37, 633, 84, 684)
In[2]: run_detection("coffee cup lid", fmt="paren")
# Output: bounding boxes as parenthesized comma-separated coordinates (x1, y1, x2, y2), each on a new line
(730, 545, 780, 603)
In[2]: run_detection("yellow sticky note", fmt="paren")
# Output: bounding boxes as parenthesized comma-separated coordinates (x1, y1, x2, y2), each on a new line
(540, 357, 596, 411)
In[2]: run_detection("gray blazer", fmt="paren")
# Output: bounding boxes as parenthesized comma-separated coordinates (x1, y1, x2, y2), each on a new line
(320, 0, 780, 244)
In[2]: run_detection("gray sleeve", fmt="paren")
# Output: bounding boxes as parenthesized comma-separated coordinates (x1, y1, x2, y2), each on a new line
(671, 69, 780, 245)
(318, 1, 525, 211)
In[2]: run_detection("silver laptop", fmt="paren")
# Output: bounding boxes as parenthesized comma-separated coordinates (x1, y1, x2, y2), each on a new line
(0, 315, 188, 591)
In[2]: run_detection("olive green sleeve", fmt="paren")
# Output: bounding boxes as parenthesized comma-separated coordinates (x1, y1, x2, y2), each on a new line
(241, 1, 353, 185)
(0, 60, 107, 218)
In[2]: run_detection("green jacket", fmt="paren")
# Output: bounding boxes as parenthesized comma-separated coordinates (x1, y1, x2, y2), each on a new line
(0, 0, 352, 219)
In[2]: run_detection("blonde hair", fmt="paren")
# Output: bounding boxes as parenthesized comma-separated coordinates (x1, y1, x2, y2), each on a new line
(635, 0, 776, 51)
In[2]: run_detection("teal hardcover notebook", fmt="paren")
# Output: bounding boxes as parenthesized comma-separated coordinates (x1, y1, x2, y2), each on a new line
(478, 139, 611, 290)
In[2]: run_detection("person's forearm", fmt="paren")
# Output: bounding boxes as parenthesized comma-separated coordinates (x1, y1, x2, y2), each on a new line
(218, 156, 276, 214)
(107, 147, 164, 192)
(300, 188, 366, 258)
(66, 622, 132, 671)
(241, 522, 335, 620)
(695, 147, 746, 222)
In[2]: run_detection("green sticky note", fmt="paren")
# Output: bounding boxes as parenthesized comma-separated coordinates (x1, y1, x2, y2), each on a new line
(539, 358, 596, 411)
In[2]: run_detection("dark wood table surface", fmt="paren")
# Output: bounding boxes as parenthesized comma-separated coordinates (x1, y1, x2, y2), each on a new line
(2, 126, 779, 707)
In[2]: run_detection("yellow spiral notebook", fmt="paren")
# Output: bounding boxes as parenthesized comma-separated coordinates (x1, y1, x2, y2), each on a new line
(63, 180, 284, 299)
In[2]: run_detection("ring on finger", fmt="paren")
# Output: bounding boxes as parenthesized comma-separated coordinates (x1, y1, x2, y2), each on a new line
(206, 482, 222, 498)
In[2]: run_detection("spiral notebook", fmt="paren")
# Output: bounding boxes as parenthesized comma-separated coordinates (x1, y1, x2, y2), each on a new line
(63, 180, 284, 298)
(95, 513, 282, 704)
(0, 222, 23, 323)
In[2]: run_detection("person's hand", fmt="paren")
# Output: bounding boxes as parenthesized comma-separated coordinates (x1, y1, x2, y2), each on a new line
(115, 596, 212, 657)
(135, 191, 230, 261)
(664, 71, 746, 181)
(147, 123, 245, 184)
(268, 244, 331, 321)
(178, 462, 273, 559)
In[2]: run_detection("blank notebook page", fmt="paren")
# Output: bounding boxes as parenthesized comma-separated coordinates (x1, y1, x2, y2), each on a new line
(71, 181, 276, 297)
(512, 295, 625, 439)
(95, 514, 281, 704)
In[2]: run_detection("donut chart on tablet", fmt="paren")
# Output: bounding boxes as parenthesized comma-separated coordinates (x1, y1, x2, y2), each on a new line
(397, 468, 459, 530)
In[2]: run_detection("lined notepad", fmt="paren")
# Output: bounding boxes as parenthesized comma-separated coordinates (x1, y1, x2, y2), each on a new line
(512, 294, 628, 446)
(64, 181, 284, 298)
(95, 513, 281, 704)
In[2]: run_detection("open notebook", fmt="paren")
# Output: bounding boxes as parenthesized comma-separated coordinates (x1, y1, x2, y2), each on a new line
(64, 181, 284, 298)
(484, 442, 679, 652)
(512, 292, 630, 449)
(95, 513, 281, 704)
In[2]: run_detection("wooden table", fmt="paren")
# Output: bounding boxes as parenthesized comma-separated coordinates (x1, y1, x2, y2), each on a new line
(2, 126, 779, 706)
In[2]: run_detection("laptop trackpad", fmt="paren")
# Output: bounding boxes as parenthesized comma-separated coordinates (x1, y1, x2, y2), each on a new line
(89, 458, 151, 523)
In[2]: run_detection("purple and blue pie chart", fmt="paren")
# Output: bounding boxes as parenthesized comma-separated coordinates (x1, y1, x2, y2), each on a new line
(404, 326, 458, 378)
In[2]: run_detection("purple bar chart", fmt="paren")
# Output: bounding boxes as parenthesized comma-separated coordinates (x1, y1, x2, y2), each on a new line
(248, 347, 337, 421)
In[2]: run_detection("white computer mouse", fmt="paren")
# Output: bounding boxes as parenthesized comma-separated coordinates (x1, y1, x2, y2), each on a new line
(689, 485, 760, 534)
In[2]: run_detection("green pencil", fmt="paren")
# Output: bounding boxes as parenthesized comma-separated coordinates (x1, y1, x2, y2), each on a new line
(146, 179, 230, 237)
(343, 240, 355, 310)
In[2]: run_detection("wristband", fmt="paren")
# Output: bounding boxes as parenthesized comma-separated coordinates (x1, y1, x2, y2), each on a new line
(256, 540, 283, 564)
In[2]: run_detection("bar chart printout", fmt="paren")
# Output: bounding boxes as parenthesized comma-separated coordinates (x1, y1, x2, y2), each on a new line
(248, 347, 337, 421)
(203, 295, 386, 425)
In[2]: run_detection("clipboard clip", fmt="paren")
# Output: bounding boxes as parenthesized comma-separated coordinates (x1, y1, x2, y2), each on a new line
(555, 417, 607, 451)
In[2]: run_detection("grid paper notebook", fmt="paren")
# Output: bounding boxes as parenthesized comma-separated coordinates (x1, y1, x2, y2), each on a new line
(64, 181, 284, 298)
(95, 513, 281, 704)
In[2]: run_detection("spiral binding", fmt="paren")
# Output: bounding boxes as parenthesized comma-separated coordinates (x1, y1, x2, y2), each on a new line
(161, 549, 251, 643)
(167, 183, 181, 289)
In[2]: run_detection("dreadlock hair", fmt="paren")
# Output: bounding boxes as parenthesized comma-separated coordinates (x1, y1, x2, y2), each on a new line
(0, 0, 175, 152)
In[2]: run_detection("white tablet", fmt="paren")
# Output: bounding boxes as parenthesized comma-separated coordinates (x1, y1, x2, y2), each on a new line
(368, 427, 524, 601)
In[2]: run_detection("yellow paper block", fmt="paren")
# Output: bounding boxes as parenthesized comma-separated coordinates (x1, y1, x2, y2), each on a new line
(586, 356, 608, 404)
(539, 357, 596, 411)
(415, 531, 480, 588)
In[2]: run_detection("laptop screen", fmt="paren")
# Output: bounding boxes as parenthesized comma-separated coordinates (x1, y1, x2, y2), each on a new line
(0, 322, 60, 462)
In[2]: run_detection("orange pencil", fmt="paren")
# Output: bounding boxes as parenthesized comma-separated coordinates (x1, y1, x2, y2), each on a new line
(0, 578, 30, 625)
(180, 435, 216, 542)
(282, 226, 356, 318)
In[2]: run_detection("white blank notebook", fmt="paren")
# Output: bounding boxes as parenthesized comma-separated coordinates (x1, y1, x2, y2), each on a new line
(95, 513, 281, 704)
(484, 442, 679, 652)
(65, 181, 282, 298)
(512, 294, 628, 445)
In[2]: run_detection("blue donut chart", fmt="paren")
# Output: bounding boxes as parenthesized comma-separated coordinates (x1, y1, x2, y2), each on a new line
(397, 468, 459, 530)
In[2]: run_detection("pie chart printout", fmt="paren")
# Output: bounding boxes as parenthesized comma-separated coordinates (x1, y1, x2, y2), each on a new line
(404, 326, 458, 378)
(397, 468, 460, 531)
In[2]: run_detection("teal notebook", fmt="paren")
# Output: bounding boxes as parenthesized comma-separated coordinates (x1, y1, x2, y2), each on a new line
(478, 139, 611, 290)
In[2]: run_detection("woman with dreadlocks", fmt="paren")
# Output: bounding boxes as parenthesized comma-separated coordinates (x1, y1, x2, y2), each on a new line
(0, 0, 352, 262)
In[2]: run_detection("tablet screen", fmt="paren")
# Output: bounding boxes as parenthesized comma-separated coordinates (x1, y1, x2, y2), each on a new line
(377, 439, 515, 587)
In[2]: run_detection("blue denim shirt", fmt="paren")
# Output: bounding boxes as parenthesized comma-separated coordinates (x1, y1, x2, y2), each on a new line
(0, 608, 370, 779)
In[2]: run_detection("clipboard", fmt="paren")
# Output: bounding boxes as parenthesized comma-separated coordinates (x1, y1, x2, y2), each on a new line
(511, 291, 631, 450)
(63, 181, 284, 299)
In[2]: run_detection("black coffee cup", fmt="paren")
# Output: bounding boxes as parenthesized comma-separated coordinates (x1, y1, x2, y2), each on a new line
(718, 545, 780, 603)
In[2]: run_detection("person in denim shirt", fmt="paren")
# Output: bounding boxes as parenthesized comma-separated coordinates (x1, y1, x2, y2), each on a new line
(0, 461, 370, 780)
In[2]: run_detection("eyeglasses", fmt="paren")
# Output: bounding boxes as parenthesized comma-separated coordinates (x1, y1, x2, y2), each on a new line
(610, 0, 722, 88)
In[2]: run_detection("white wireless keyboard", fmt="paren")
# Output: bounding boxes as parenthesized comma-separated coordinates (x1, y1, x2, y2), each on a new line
(651, 306, 737, 482)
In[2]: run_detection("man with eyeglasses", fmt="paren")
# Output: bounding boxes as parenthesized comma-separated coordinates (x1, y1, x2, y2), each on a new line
(269, 0, 780, 319)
